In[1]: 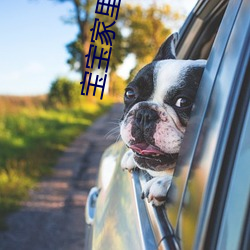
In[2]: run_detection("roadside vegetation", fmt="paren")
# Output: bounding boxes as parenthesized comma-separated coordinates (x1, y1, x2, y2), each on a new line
(0, 1, 182, 230)
(0, 78, 113, 230)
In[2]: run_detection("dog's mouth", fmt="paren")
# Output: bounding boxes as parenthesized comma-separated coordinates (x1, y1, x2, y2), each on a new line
(129, 143, 178, 165)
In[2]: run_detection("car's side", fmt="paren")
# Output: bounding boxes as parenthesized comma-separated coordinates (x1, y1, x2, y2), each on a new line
(85, 0, 250, 249)
(167, 0, 250, 248)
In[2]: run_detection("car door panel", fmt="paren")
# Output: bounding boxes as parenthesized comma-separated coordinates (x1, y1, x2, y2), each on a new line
(166, 0, 250, 249)
(92, 142, 159, 250)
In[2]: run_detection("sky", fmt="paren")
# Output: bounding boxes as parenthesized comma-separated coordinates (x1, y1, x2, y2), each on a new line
(0, 0, 197, 96)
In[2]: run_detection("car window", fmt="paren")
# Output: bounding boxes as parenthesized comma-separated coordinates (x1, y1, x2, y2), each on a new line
(177, 0, 228, 60)
(134, 1, 231, 248)
(216, 79, 250, 250)
(166, 0, 231, 231)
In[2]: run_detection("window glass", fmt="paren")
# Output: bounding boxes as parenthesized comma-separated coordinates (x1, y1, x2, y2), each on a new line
(216, 95, 250, 249)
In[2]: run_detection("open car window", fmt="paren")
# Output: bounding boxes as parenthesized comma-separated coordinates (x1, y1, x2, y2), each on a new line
(135, 0, 231, 247)
(164, 0, 250, 248)
(177, 0, 229, 60)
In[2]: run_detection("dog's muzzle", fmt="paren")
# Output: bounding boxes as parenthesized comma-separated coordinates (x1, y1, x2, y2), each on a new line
(135, 108, 159, 131)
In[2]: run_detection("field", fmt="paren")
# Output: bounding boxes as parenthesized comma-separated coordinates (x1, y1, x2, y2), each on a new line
(0, 95, 113, 229)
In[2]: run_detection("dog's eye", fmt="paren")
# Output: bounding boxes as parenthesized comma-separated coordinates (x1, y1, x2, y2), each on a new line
(175, 97, 192, 108)
(125, 89, 136, 100)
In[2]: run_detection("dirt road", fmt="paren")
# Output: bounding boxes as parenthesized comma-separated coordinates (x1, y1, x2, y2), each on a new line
(0, 103, 123, 250)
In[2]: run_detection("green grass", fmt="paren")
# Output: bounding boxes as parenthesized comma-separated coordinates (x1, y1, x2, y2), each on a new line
(0, 96, 113, 230)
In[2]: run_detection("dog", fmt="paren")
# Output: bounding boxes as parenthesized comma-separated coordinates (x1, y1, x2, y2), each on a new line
(120, 33, 206, 206)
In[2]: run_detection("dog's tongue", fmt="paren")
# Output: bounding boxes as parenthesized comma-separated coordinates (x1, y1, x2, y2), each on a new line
(130, 143, 163, 155)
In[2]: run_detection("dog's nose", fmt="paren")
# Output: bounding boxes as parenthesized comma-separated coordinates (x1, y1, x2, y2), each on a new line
(135, 109, 159, 130)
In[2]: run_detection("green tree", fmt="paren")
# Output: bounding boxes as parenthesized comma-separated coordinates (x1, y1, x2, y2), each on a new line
(53, 2, 177, 96)
(119, 3, 172, 80)
(65, 6, 126, 96)
(108, 72, 126, 99)
(66, 9, 126, 75)
(48, 77, 81, 107)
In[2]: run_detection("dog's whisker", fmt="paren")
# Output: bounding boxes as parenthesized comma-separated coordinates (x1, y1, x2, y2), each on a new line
(105, 132, 119, 140)
(105, 127, 120, 140)
(105, 126, 119, 134)
(106, 118, 121, 125)
(115, 134, 121, 143)
(105, 126, 119, 135)
(107, 121, 120, 126)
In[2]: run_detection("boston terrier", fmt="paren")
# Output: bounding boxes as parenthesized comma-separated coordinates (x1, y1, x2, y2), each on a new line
(120, 33, 206, 206)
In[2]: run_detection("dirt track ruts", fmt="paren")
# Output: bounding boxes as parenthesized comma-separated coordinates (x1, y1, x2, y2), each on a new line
(0, 103, 123, 250)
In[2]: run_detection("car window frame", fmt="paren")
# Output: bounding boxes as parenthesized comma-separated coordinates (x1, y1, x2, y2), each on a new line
(214, 62, 250, 250)
(177, 0, 229, 60)
(165, 0, 232, 230)
(202, 1, 250, 246)
(193, 0, 250, 247)
(165, 0, 250, 249)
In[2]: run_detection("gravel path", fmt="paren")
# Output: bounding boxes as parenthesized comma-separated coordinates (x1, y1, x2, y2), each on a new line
(0, 103, 123, 250)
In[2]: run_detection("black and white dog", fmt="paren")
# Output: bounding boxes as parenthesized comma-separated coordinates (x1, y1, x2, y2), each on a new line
(120, 33, 206, 206)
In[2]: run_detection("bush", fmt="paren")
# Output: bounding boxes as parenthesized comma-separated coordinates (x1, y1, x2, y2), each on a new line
(0, 95, 113, 230)
(48, 77, 81, 107)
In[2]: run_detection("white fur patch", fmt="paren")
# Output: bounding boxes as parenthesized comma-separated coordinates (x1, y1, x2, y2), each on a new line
(152, 59, 206, 104)
(153, 121, 183, 154)
(120, 118, 134, 144)
(142, 175, 173, 206)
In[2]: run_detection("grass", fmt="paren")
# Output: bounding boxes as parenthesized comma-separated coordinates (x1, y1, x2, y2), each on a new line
(0, 95, 113, 230)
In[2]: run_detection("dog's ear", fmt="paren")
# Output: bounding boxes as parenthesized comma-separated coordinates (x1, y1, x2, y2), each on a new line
(153, 32, 179, 61)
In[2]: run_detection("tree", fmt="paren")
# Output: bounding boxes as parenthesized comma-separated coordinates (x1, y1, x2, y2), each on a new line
(48, 77, 81, 107)
(119, 3, 172, 81)
(65, 6, 126, 76)
(53, 1, 178, 96)
(108, 72, 126, 99)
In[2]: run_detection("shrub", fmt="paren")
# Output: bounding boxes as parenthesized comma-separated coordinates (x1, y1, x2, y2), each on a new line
(48, 77, 81, 107)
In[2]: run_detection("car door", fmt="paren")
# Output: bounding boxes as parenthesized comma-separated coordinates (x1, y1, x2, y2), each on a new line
(166, 0, 250, 248)
(85, 0, 250, 249)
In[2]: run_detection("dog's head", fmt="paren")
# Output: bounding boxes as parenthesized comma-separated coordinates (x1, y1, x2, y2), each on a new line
(120, 33, 206, 174)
